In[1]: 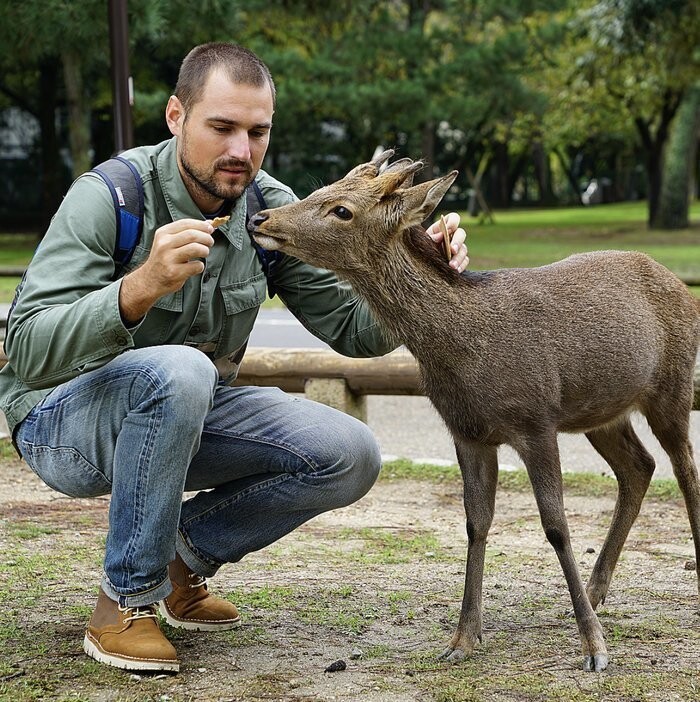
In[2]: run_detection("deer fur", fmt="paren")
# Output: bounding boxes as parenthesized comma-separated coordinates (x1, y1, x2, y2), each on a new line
(250, 150, 700, 672)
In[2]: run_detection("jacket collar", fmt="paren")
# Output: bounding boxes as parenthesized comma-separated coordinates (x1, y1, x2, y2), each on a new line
(156, 137, 246, 251)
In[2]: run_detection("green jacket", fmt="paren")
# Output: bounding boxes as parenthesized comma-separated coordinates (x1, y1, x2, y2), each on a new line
(0, 138, 394, 434)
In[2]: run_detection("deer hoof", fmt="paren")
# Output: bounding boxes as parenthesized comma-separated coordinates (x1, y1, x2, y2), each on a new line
(583, 653, 608, 672)
(437, 647, 466, 664)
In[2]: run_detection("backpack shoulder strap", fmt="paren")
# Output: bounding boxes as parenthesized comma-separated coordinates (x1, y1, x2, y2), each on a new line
(8, 157, 144, 329)
(91, 156, 144, 273)
(246, 180, 282, 298)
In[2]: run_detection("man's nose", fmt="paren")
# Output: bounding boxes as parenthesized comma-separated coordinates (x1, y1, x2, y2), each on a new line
(225, 132, 251, 161)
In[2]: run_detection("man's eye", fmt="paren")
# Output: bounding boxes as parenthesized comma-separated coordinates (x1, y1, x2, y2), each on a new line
(213, 126, 230, 133)
(331, 206, 353, 220)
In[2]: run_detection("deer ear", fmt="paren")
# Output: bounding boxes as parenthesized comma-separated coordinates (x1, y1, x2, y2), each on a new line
(401, 171, 458, 224)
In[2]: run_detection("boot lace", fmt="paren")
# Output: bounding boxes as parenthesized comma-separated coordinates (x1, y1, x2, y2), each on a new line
(119, 603, 158, 622)
(188, 572, 208, 590)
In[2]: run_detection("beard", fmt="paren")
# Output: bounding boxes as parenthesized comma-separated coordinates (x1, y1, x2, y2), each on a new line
(179, 142, 254, 204)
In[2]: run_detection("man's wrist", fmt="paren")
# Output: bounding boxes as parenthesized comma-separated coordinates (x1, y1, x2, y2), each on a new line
(119, 270, 159, 325)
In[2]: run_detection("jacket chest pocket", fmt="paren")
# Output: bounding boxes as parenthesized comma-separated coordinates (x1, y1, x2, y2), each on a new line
(220, 274, 267, 315)
(216, 273, 267, 352)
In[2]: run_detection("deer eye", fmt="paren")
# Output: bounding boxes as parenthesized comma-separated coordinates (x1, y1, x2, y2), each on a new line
(331, 205, 353, 221)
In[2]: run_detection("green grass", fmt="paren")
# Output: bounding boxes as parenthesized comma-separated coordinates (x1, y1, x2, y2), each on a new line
(380, 457, 684, 500)
(464, 200, 700, 283)
(2, 201, 698, 303)
(338, 526, 449, 564)
(4, 523, 59, 540)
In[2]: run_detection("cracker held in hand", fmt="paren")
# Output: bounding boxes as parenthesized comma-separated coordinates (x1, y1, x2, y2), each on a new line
(211, 215, 230, 228)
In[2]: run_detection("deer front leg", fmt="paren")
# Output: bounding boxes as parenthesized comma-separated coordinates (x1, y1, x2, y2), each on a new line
(438, 440, 498, 663)
(519, 433, 608, 672)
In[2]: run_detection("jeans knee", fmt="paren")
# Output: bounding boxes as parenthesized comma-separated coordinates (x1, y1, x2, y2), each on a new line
(327, 419, 382, 505)
(131, 346, 217, 421)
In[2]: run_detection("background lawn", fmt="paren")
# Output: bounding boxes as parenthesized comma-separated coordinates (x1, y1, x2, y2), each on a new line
(1, 200, 698, 304)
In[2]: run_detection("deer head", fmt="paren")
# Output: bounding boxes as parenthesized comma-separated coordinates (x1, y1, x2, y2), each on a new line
(249, 150, 458, 273)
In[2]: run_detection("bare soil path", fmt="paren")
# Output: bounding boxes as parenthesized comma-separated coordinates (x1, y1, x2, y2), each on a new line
(1, 448, 700, 701)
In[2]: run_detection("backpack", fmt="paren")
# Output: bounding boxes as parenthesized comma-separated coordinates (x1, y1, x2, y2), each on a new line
(92, 155, 281, 296)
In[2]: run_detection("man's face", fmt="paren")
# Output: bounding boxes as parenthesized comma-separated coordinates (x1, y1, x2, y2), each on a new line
(165, 69, 274, 212)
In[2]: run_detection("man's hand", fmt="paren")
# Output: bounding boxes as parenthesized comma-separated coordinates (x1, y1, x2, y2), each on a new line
(426, 212, 469, 273)
(119, 219, 215, 324)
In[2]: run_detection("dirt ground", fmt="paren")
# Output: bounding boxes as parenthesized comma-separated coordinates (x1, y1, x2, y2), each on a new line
(2, 449, 700, 702)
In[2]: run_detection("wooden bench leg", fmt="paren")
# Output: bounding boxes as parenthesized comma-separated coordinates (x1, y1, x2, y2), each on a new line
(304, 378, 368, 423)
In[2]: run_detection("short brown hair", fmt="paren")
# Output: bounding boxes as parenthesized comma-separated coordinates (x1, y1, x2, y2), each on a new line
(175, 42, 276, 112)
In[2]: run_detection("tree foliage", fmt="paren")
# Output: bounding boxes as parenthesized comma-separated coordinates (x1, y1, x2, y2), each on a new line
(0, 0, 697, 226)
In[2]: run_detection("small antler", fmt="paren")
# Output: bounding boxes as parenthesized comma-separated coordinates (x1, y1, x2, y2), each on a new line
(372, 149, 395, 171)
(346, 150, 426, 191)
(378, 158, 425, 192)
(346, 149, 395, 180)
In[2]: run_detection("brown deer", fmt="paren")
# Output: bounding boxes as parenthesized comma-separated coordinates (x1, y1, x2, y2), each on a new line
(250, 151, 700, 672)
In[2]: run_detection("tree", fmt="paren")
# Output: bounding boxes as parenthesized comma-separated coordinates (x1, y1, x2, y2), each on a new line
(568, 0, 700, 227)
(657, 84, 700, 228)
(0, 0, 241, 225)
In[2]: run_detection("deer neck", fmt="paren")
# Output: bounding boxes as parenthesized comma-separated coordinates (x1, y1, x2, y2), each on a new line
(342, 226, 467, 350)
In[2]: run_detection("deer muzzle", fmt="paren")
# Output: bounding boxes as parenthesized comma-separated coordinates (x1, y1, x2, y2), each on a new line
(248, 211, 288, 251)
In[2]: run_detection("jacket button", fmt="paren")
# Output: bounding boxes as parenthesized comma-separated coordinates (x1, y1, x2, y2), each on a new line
(115, 334, 128, 346)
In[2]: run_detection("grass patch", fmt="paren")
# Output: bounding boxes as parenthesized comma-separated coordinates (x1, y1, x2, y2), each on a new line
(298, 586, 379, 634)
(0, 440, 18, 460)
(380, 458, 459, 483)
(338, 525, 448, 564)
(231, 584, 297, 611)
(381, 458, 684, 501)
(4, 523, 59, 540)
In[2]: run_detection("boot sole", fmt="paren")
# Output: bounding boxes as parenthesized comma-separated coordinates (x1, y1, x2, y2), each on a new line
(83, 632, 180, 672)
(158, 601, 242, 631)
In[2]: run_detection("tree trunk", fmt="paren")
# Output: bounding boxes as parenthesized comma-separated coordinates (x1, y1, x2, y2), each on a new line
(657, 84, 700, 229)
(532, 141, 556, 205)
(38, 59, 63, 235)
(636, 90, 683, 229)
(62, 50, 92, 178)
(553, 148, 583, 202)
(491, 140, 510, 208)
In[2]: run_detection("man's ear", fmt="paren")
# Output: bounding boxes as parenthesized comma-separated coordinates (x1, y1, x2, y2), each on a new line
(401, 171, 459, 225)
(165, 95, 185, 136)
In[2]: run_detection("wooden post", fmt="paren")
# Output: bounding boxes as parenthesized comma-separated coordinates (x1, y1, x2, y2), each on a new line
(304, 378, 367, 422)
(108, 0, 134, 153)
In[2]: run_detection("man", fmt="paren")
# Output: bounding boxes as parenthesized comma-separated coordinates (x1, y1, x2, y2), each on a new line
(0, 43, 468, 673)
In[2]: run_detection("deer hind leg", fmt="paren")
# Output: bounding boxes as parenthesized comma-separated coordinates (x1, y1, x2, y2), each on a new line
(438, 439, 498, 663)
(645, 400, 700, 600)
(584, 419, 656, 609)
(517, 432, 608, 672)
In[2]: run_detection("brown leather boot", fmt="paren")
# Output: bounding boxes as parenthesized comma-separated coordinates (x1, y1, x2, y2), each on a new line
(159, 553, 241, 631)
(83, 588, 179, 672)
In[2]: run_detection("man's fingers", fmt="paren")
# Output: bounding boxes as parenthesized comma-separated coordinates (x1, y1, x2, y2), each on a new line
(161, 229, 216, 250)
(157, 218, 215, 236)
(172, 242, 214, 262)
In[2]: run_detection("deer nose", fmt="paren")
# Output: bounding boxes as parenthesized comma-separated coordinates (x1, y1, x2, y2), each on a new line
(248, 212, 269, 231)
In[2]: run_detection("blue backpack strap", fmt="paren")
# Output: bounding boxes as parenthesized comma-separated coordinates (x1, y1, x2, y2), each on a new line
(91, 156, 144, 275)
(10, 157, 144, 328)
(246, 179, 281, 298)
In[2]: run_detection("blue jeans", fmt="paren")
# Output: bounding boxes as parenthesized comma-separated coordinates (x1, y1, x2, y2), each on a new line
(15, 346, 381, 607)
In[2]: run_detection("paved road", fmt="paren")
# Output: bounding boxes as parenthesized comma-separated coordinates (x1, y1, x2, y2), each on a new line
(2, 306, 698, 479)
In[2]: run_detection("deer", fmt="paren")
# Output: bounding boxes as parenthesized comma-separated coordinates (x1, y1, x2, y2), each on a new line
(249, 150, 700, 672)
